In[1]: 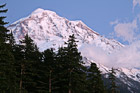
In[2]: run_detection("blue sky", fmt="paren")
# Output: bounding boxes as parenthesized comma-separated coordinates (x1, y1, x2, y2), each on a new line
(0, 0, 140, 43)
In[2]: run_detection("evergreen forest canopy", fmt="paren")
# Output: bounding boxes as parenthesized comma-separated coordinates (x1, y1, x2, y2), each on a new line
(0, 4, 118, 93)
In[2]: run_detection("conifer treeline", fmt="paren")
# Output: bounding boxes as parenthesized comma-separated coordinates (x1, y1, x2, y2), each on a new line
(0, 4, 118, 93)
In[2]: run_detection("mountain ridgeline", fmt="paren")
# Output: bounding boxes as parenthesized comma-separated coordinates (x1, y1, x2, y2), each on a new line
(8, 8, 123, 52)
(0, 6, 139, 92)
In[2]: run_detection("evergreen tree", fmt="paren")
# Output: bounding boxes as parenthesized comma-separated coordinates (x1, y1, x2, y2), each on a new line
(19, 34, 42, 93)
(0, 4, 18, 92)
(0, 4, 8, 43)
(9, 31, 20, 92)
(14, 44, 27, 93)
(66, 34, 87, 93)
(9, 31, 16, 50)
(55, 34, 87, 93)
(40, 48, 56, 93)
(109, 68, 118, 93)
(54, 47, 69, 93)
(87, 63, 106, 93)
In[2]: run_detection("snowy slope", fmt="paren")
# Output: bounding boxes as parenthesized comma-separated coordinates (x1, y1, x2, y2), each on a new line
(84, 57, 140, 92)
(8, 8, 123, 52)
(83, 57, 140, 82)
(8, 8, 140, 92)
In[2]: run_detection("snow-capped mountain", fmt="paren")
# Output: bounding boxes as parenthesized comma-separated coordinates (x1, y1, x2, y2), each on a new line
(8, 8, 123, 52)
(8, 8, 140, 93)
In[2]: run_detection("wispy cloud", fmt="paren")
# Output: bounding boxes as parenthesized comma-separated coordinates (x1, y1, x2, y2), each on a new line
(80, 41, 140, 68)
(110, 19, 119, 26)
(98, 0, 140, 68)
(113, 41, 140, 68)
(133, 0, 140, 10)
(113, 19, 138, 43)
(79, 44, 110, 66)
(107, 2, 140, 68)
